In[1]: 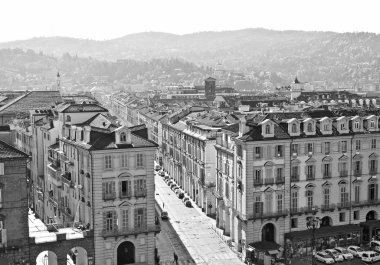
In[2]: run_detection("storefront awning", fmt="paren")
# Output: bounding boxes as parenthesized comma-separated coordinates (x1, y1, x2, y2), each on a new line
(249, 241, 281, 251)
(361, 220, 380, 229)
(285, 224, 362, 241)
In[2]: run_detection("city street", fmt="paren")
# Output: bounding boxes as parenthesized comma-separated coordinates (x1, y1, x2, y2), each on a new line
(292, 255, 380, 265)
(155, 172, 244, 265)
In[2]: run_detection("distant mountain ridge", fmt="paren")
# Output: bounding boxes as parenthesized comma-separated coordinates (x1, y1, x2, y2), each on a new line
(1, 28, 379, 83)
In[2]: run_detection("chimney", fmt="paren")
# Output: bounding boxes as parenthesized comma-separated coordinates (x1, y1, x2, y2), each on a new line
(239, 116, 249, 137)
(84, 126, 91, 143)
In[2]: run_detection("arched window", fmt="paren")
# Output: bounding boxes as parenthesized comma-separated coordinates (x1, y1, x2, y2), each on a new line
(66, 115, 71, 122)
(120, 132, 126, 142)
(307, 123, 313, 132)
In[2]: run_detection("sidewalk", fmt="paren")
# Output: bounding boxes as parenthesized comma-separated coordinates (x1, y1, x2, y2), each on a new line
(155, 174, 244, 265)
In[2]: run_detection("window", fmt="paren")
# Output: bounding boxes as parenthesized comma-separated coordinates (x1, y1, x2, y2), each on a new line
(291, 190, 298, 210)
(372, 139, 377, 149)
(355, 140, 361, 151)
(291, 218, 298, 228)
(340, 123, 345, 130)
(277, 193, 283, 212)
(254, 169, 262, 184)
(0, 220, 6, 244)
(0, 186, 2, 208)
(306, 190, 313, 209)
(340, 141, 347, 153)
(103, 181, 115, 200)
(323, 124, 330, 131)
(0, 163, 4, 175)
(339, 212, 346, 222)
(340, 186, 348, 206)
(254, 195, 263, 215)
(354, 161, 362, 175)
(104, 211, 116, 231)
(354, 210, 360, 220)
(265, 193, 272, 213)
(254, 147, 262, 159)
(122, 209, 128, 230)
(323, 188, 330, 206)
(265, 125, 271, 134)
(275, 145, 283, 157)
(307, 123, 313, 132)
(66, 115, 71, 122)
(291, 166, 299, 181)
(354, 186, 360, 203)
(370, 159, 378, 174)
(324, 142, 331, 154)
(135, 208, 146, 229)
(136, 154, 144, 167)
(370, 120, 375, 128)
(291, 144, 298, 155)
(225, 182, 229, 199)
(323, 164, 331, 178)
(121, 154, 128, 168)
(104, 155, 112, 169)
(354, 121, 360, 129)
(291, 123, 297, 133)
(368, 184, 378, 201)
(306, 143, 313, 154)
(120, 180, 132, 197)
(276, 168, 283, 180)
(306, 165, 314, 180)
(134, 179, 146, 197)
(120, 132, 127, 142)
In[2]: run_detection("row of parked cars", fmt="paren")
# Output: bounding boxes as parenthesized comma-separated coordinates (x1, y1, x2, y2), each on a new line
(314, 242, 380, 264)
(158, 170, 193, 208)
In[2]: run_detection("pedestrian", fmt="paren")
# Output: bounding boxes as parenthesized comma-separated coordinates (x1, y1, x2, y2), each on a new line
(163, 202, 165, 209)
(173, 252, 178, 264)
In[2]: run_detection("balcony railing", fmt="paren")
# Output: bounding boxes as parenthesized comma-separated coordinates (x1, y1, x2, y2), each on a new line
(354, 171, 362, 177)
(120, 191, 132, 198)
(275, 176, 285, 184)
(264, 178, 274, 185)
(135, 189, 147, 198)
(290, 175, 300, 182)
(253, 179, 263, 186)
(369, 169, 378, 175)
(306, 173, 315, 181)
(352, 199, 380, 207)
(101, 225, 161, 237)
(290, 206, 319, 215)
(250, 209, 289, 220)
(321, 204, 336, 212)
(323, 172, 332, 179)
(337, 202, 350, 209)
(339, 171, 348, 178)
(103, 192, 116, 201)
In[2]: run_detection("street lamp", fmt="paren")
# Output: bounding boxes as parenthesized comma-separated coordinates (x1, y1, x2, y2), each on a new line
(306, 216, 320, 265)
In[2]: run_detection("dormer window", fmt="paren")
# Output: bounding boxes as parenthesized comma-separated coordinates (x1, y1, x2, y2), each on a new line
(340, 123, 345, 130)
(120, 132, 126, 142)
(370, 120, 375, 128)
(66, 115, 71, 122)
(291, 124, 297, 133)
(307, 123, 313, 132)
(355, 121, 360, 129)
(323, 124, 330, 131)
(265, 125, 271, 134)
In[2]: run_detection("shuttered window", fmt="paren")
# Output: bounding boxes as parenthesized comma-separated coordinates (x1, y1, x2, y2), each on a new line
(103, 211, 117, 231)
(134, 208, 146, 229)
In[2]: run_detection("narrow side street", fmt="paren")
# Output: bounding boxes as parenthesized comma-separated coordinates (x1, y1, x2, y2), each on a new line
(155, 172, 244, 265)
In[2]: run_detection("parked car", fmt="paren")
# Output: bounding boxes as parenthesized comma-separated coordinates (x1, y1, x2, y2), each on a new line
(170, 184, 179, 191)
(155, 165, 162, 171)
(361, 251, 380, 263)
(334, 247, 354, 260)
(158, 170, 165, 177)
(177, 192, 185, 199)
(185, 200, 192, 208)
(314, 251, 335, 264)
(182, 197, 190, 204)
(161, 211, 168, 220)
(347, 245, 365, 258)
(370, 240, 380, 252)
(325, 249, 344, 262)
(175, 189, 184, 195)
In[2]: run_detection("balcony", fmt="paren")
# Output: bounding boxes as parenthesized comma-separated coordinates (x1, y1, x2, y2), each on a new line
(352, 199, 380, 208)
(306, 173, 315, 181)
(290, 206, 318, 215)
(339, 171, 348, 178)
(264, 178, 274, 185)
(250, 209, 289, 220)
(120, 191, 132, 199)
(275, 176, 285, 184)
(337, 202, 350, 210)
(369, 169, 378, 176)
(304, 206, 319, 214)
(103, 192, 116, 201)
(135, 189, 147, 198)
(354, 171, 362, 177)
(61, 173, 72, 185)
(253, 179, 263, 186)
(323, 172, 332, 179)
(101, 225, 161, 238)
(290, 175, 300, 182)
(321, 204, 336, 212)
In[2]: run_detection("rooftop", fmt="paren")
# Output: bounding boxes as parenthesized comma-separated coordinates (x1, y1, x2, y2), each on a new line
(0, 140, 29, 159)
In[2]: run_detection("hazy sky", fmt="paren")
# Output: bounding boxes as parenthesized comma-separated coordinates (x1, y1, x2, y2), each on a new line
(0, 0, 378, 42)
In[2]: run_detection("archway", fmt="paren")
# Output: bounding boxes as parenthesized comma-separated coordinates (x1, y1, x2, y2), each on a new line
(36, 251, 58, 265)
(67, 247, 88, 265)
(117, 241, 135, 265)
(262, 223, 275, 242)
(320, 216, 333, 227)
(366, 210, 378, 221)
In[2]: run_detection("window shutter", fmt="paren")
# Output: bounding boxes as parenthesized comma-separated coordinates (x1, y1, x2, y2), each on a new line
(376, 184, 379, 200)
(143, 208, 147, 228)
(322, 143, 325, 154)
(134, 180, 137, 195)
(304, 143, 308, 155)
(1, 229, 6, 245)
(102, 183, 106, 199)
(368, 185, 371, 201)
(111, 181, 115, 197)
(266, 146, 271, 159)
(119, 181, 122, 198)
(0, 163, 4, 175)
(103, 212, 107, 231)
(113, 211, 118, 231)
(134, 209, 138, 228)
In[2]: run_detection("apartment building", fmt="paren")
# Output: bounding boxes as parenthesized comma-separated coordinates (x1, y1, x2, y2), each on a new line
(217, 110, 380, 262)
(0, 140, 29, 264)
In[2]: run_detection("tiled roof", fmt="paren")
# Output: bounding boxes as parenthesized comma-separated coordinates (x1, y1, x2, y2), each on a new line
(0, 140, 29, 159)
(0, 91, 62, 115)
